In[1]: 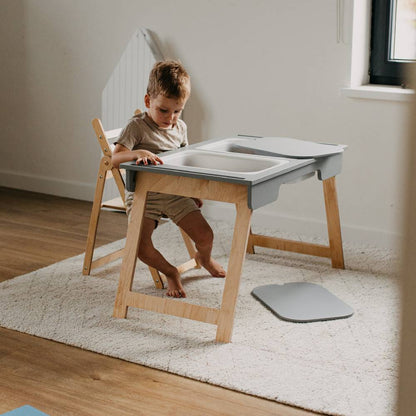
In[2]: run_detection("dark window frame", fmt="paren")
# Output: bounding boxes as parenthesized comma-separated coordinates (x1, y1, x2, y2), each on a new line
(370, 0, 412, 86)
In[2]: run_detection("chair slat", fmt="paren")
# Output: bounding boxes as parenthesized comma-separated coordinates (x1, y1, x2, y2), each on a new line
(105, 128, 123, 142)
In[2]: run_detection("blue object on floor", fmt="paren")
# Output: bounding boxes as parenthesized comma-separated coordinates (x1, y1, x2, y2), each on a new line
(252, 282, 354, 323)
(1, 406, 49, 416)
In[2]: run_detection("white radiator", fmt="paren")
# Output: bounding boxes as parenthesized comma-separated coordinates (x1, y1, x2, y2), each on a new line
(102, 28, 163, 130)
(101, 28, 163, 203)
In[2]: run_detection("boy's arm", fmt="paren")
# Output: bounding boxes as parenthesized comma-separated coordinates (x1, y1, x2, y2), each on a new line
(112, 144, 163, 168)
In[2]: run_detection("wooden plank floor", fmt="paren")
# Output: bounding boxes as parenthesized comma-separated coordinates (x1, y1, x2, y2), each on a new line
(0, 187, 322, 416)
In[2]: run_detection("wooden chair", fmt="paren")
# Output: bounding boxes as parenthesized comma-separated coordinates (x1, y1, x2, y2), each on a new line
(82, 110, 200, 289)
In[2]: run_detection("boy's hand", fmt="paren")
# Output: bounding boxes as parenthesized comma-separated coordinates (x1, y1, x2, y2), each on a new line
(135, 150, 163, 165)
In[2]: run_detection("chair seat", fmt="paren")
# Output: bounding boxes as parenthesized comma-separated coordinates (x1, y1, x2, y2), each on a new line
(101, 196, 126, 211)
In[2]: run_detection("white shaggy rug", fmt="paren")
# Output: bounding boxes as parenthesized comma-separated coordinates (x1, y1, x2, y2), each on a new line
(0, 221, 401, 416)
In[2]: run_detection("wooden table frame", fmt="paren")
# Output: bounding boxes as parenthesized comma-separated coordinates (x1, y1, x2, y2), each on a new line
(247, 176, 344, 269)
(113, 171, 344, 343)
(113, 171, 253, 343)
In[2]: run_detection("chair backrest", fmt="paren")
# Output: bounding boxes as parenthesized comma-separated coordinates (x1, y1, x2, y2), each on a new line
(92, 109, 142, 158)
(91, 119, 122, 158)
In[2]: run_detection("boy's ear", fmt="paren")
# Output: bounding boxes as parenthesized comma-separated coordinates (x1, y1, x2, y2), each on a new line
(144, 94, 151, 109)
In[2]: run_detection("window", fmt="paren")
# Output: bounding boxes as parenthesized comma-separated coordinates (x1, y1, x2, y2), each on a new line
(370, 0, 416, 86)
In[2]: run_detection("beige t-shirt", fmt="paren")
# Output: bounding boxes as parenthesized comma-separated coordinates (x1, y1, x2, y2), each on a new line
(116, 112, 188, 153)
(116, 112, 189, 218)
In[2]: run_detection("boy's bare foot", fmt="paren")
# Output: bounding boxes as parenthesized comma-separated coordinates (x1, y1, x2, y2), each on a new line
(195, 253, 226, 278)
(166, 271, 186, 298)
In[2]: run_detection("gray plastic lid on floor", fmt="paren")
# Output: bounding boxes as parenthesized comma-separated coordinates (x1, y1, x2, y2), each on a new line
(251, 282, 354, 323)
(234, 137, 345, 159)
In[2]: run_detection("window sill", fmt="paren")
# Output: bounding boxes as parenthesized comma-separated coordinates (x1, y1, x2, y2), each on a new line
(341, 85, 414, 102)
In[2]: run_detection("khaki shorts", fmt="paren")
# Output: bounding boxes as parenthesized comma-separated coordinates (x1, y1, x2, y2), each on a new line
(125, 191, 200, 225)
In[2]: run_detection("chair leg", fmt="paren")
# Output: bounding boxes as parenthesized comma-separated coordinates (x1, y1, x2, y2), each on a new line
(83, 158, 108, 275)
(179, 228, 200, 268)
(112, 167, 126, 205)
(149, 266, 165, 289)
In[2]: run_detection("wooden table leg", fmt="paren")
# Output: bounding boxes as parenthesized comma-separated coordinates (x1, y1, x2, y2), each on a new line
(216, 202, 253, 343)
(323, 176, 345, 269)
(113, 182, 148, 318)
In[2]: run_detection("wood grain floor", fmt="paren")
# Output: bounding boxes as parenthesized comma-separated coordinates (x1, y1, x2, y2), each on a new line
(0, 187, 322, 416)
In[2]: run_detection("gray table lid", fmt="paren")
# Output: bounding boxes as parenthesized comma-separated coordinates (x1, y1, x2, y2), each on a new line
(252, 282, 353, 323)
(234, 137, 345, 158)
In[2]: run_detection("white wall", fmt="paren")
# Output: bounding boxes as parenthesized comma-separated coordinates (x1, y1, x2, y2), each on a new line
(0, 0, 412, 249)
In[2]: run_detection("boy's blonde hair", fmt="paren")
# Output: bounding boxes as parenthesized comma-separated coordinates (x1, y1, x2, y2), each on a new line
(147, 60, 191, 100)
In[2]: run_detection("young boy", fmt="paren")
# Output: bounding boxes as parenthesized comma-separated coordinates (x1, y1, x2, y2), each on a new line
(112, 60, 225, 298)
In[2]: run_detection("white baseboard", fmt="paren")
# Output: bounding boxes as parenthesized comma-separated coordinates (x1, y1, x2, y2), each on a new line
(202, 201, 402, 250)
(0, 169, 95, 201)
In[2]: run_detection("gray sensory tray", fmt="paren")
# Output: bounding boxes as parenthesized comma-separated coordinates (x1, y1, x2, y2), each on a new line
(252, 282, 353, 323)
